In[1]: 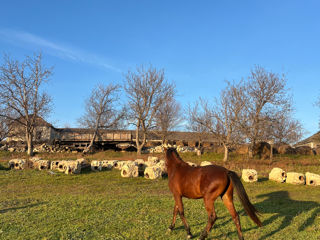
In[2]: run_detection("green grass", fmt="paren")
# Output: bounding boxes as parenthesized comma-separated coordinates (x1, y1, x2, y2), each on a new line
(0, 152, 320, 240)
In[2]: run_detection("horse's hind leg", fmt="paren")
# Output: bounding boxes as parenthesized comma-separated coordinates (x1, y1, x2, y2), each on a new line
(168, 204, 178, 231)
(199, 194, 219, 240)
(175, 195, 193, 239)
(222, 186, 244, 240)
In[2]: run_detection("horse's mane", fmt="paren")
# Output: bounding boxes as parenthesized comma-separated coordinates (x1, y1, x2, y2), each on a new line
(165, 148, 186, 165)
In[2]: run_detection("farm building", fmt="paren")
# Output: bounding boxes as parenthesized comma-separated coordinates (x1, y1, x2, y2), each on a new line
(5, 117, 220, 150)
(6, 116, 56, 143)
(295, 131, 320, 149)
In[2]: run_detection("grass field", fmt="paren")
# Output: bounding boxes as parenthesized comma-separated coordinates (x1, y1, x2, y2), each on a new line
(0, 151, 320, 240)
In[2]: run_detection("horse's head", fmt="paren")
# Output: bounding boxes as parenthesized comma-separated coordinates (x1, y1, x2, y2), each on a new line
(164, 147, 183, 167)
(164, 147, 177, 158)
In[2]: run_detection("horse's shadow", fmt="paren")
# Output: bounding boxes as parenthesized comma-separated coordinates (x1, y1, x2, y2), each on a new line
(244, 191, 320, 239)
(202, 191, 320, 239)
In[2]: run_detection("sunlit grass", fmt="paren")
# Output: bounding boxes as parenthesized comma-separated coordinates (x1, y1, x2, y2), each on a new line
(0, 151, 320, 239)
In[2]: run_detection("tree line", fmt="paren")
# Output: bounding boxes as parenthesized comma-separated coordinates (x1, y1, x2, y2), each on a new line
(0, 53, 310, 158)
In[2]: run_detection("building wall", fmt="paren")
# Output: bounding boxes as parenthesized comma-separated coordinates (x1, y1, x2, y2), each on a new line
(7, 125, 52, 143)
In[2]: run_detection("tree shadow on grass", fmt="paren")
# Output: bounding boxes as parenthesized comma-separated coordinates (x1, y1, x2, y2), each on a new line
(250, 191, 320, 239)
(0, 163, 10, 171)
(79, 167, 98, 175)
(0, 202, 47, 214)
(258, 177, 269, 183)
(74, 166, 114, 175)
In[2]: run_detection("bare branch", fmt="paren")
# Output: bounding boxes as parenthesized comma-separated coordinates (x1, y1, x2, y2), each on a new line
(154, 96, 183, 144)
(235, 65, 296, 157)
(0, 52, 53, 155)
(78, 83, 125, 153)
(124, 65, 175, 155)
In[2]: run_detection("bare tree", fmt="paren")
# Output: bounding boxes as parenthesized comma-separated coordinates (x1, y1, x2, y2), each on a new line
(154, 97, 182, 144)
(78, 83, 125, 153)
(0, 116, 12, 142)
(186, 103, 210, 149)
(190, 81, 244, 162)
(124, 65, 175, 155)
(264, 112, 303, 144)
(236, 66, 292, 158)
(0, 53, 52, 156)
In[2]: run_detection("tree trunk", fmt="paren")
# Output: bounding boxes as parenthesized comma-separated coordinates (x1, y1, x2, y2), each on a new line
(223, 144, 229, 162)
(135, 125, 146, 155)
(83, 130, 97, 153)
(248, 140, 255, 159)
(26, 132, 34, 156)
(248, 147, 253, 158)
(161, 135, 165, 145)
(136, 125, 141, 155)
(136, 143, 143, 155)
(198, 138, 202, 149)
(136, 134, 146, 155)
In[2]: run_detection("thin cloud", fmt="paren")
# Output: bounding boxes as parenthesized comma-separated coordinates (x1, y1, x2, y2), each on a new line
(0, 28, 121, 72)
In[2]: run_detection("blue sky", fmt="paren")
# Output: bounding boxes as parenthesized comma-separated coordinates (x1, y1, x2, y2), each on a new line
(0, 0, 319, 137)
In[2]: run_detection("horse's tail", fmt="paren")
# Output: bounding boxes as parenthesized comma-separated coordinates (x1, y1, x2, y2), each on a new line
(227, 170, 262, 227)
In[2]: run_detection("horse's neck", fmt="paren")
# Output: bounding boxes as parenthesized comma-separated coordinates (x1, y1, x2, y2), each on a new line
(166, 153, 188, 174)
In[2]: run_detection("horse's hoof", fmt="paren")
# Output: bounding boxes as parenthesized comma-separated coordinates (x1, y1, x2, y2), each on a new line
(167, 228, 172, 233)
(187, 234, 193, 239)
(198, 231, 207, 240)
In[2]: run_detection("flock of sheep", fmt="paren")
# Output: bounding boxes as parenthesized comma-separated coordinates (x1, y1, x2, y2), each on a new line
(8, 157, 320, 186)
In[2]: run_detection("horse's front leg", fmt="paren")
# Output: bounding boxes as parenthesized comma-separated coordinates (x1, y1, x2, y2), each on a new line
(175, 195, 193, 239)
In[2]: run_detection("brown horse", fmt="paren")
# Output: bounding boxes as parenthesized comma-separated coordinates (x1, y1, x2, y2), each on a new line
(165, 148, 262, 240)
